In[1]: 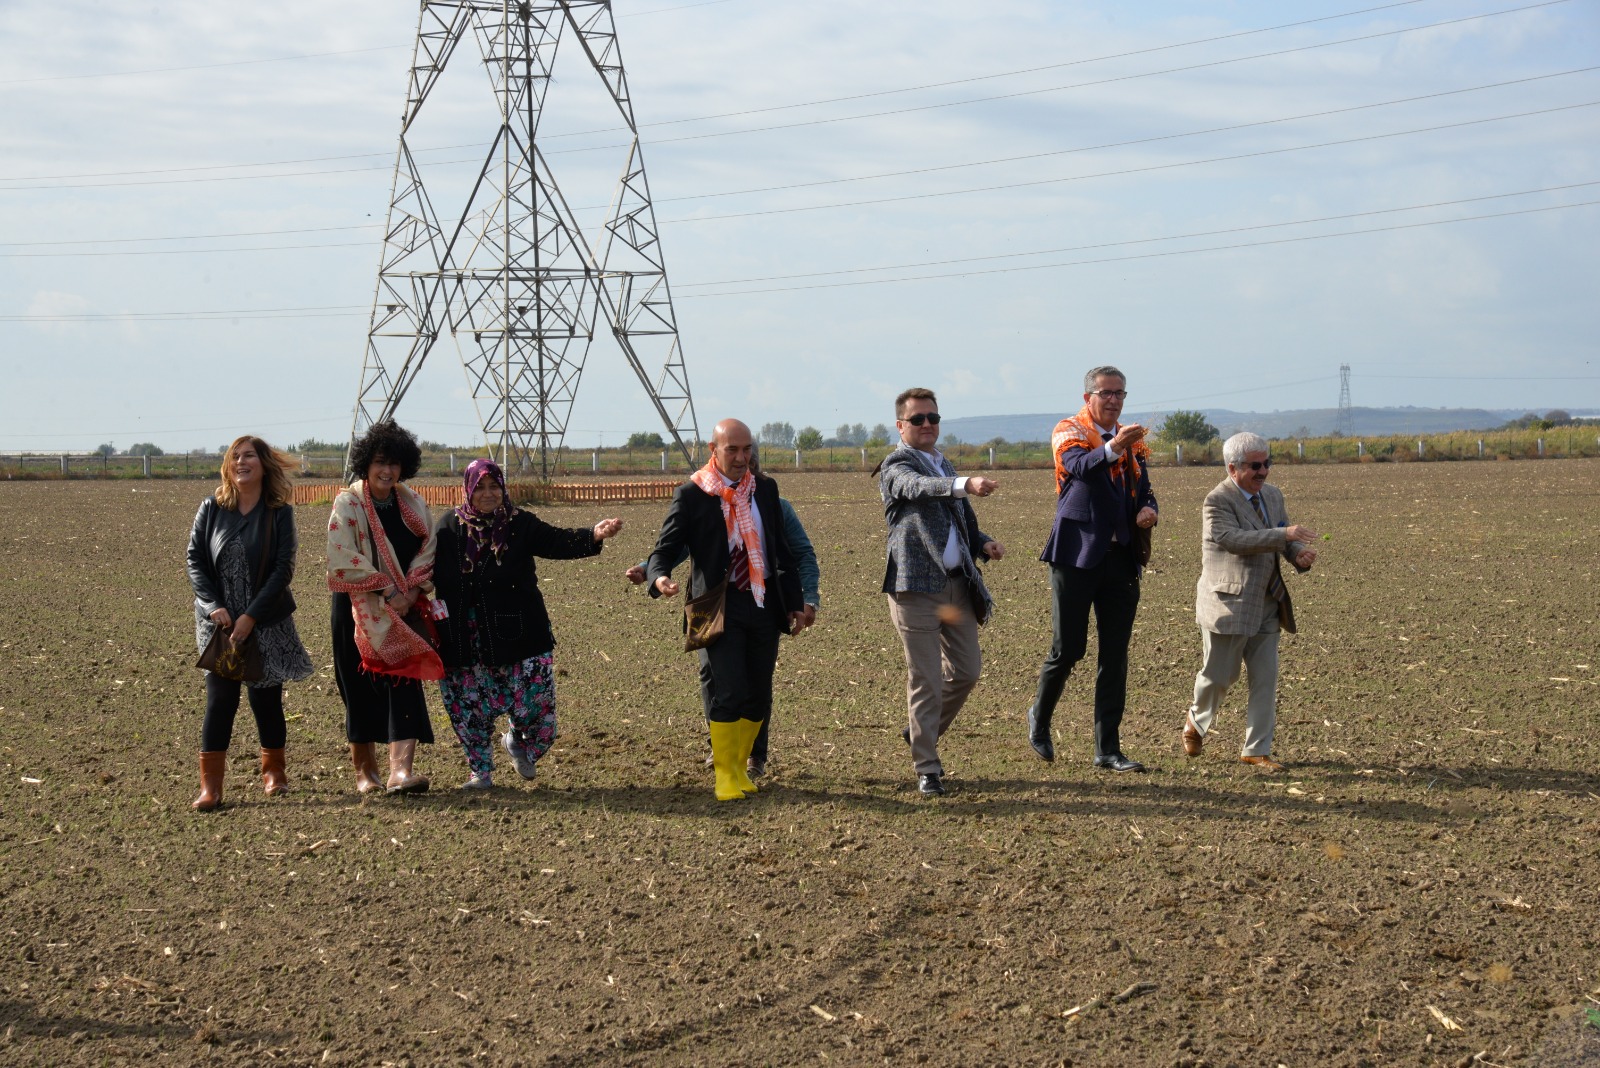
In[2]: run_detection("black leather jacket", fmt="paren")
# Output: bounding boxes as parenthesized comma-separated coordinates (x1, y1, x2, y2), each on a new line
(186, 497, 298, 624)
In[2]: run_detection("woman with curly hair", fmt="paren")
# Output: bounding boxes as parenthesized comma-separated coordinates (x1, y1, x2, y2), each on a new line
(186, 435, 313, 811)
(432, 458, 622, 789)
(326, 420, 442, 794)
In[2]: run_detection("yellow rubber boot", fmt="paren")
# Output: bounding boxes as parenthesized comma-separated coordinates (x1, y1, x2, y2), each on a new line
(707, 721, 746, 802)
(732, 718, 762, 795)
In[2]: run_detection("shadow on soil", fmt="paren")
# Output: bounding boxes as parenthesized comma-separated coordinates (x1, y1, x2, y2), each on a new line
(0, 997, 289, 1049)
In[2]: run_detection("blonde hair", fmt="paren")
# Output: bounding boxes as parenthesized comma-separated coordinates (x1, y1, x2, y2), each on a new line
(216, 435, 295, 510)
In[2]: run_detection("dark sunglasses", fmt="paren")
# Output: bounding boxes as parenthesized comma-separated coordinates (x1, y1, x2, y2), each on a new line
(901, 412, 941, 426)
(1242, 459, 1272, 472)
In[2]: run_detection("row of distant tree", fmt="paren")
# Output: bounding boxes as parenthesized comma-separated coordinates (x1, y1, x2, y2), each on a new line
(81, 410, 1587, 460)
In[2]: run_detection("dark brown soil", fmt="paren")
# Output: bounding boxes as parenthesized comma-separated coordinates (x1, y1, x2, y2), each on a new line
(2, 461, 1597, 1066)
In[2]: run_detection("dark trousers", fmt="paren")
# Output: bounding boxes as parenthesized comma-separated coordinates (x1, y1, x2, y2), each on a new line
(702, 588, 780, 742)
(1033, 544, 1141, 758)
(202, 674, 286, 752)
(697, 654, 772, 763)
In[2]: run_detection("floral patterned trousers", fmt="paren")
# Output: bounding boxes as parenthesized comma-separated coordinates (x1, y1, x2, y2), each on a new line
(438, 653, 557, 777)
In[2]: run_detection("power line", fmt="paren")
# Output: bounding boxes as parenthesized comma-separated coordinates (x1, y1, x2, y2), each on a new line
(675, 198, 1600, 299)
(0, 2, 1574, 191)
(0, 44, 406, 87)
(0, 0, 737, 88)
(604, 0, 1440, 133)
(552, 0, 1580, 150)
(648, 68, 1599, 208)
(10, 72, 1589, 255)
(0, 223, 380, 249)
(673, 181, 1600, 287)
(0, 240, 374, 259)
(662, 101, 1600, 225)
(4, 193, 1592, 322)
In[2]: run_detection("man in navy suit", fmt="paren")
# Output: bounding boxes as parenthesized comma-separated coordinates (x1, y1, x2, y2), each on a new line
(1027, 366, 1158, 772)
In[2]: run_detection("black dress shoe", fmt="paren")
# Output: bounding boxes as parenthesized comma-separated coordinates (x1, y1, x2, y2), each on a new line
(1093, 753, 1145, 773)
(918, 773, 946, 796)
(747, 759, 767, 779)
(1026, 705, 1055, 762)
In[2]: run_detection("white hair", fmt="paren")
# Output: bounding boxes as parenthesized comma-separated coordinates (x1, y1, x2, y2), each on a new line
(1223, 432, 1269, 465)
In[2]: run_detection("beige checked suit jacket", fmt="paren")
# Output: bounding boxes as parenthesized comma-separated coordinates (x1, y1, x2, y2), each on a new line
(1195, 478, 1308, 635)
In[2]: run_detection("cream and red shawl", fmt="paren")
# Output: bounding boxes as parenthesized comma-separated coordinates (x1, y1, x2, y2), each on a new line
(326, 479, 443, 681)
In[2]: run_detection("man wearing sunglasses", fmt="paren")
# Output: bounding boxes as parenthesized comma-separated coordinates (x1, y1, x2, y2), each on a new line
(1029, 365, 1159, 772)
(878, 387, 1005, 797)
(1184, 432, 1318, 772)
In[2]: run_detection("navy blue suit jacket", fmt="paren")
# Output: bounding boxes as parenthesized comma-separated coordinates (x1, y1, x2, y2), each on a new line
(1039, 441, 1157, 570)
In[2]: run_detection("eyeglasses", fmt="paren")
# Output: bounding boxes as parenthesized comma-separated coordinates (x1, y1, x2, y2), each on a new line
(1089, 389, 1128, 400)
(901, 412, 941, 426)
(1241, 459, 1272, 472)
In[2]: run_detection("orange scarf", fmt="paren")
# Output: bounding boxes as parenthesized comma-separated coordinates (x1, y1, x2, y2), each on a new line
(690, 459, 767, 607)
(1051, 405, 1150, 498)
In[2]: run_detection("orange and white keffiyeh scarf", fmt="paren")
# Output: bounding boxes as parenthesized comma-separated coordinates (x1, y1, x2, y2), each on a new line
(1051, 404, 1151, 498)
(690, 459, 767, 607)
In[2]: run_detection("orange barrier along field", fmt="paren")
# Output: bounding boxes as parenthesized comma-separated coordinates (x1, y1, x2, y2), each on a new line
(288, 479, 680, 508)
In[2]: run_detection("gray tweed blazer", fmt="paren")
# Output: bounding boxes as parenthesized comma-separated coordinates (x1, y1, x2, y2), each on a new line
(878, 445, 994, 598)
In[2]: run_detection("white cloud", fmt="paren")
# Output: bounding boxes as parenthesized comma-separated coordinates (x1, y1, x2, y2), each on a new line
(1, 0, 1597, 451)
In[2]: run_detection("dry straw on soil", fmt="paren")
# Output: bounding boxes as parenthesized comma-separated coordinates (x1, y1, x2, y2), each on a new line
(1, 462, 1597, 1066)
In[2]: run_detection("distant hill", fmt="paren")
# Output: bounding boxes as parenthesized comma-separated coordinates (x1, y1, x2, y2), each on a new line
(938, 407, 1598, 444)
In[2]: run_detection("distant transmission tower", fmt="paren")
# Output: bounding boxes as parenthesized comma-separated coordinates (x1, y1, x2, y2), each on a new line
(1336, 363, 1352, 437)
(349, 1, 699, 477)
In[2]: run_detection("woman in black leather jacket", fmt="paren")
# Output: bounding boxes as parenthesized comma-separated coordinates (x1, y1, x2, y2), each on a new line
(185, 436, 312, 810)
(432, 459, 621, 788)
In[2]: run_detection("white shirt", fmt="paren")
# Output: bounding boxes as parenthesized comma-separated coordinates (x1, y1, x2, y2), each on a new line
(1098, 423, 1121, 463)
(916, 447, 969, 572)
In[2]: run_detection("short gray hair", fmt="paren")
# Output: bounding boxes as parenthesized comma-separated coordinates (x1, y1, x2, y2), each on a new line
(1223, 432, 1269, 465)
(1084, 365, 1126, 392)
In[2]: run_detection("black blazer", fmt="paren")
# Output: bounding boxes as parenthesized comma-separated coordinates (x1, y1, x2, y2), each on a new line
(432, 510, 602, 670)
(185, 497, 298, 625)
(645, 475, 801, 632)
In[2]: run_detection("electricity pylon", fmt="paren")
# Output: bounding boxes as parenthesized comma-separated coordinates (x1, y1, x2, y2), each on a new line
(349, 0, 699, 477)
(1336, 363, 1352, 437)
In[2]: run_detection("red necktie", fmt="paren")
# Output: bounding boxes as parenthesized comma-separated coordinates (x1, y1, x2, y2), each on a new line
(728, 540, 751, 591)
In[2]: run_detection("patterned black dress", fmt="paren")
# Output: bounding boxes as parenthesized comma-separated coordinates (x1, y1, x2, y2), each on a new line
(331, 496, 435, 745)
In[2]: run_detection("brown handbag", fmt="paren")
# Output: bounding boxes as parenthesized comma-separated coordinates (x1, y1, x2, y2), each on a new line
(195, 506, 275, 683)
(683, 559, 726, 652)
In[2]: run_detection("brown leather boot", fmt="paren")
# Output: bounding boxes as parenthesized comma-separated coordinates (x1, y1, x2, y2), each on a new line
(385, 739, 429, 795)
(261, 748, 288, 796)
(350, 742, 382, 794)
(193, 751, 226, 811)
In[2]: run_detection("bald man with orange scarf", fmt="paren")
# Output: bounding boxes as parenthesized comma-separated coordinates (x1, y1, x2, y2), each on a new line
(648, 419, 806, 801)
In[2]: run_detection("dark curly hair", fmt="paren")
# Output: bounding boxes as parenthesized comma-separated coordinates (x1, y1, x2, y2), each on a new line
(347, 420, 422, 482)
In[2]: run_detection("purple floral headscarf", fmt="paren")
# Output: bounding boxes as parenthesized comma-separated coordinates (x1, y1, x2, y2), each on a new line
(454, 458, 513, 572)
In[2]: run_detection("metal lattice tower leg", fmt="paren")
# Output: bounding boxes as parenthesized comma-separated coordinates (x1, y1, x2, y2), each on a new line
(1337, 363, 1352, 437)
(349, 1, 699, 478)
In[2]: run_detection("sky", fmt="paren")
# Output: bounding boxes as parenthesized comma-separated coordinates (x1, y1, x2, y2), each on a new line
(1, 0, 1597, 454)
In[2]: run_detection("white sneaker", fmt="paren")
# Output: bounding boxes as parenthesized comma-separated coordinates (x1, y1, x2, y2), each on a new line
(501, 730, 537, 780)
(460, 772, 492, 791)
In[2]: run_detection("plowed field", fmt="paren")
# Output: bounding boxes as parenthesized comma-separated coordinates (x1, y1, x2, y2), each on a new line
(2, 460, 1597, 1066)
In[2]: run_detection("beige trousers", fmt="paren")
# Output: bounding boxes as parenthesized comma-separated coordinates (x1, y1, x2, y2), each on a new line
(887, 575, 983, 776)
(1188, 618, 1280, 757)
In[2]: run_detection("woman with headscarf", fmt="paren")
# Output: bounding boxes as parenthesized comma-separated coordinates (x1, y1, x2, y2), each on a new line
(431, 459, 623, 789)
(186, 435, 313, 810)
(326, 420, 442, 794)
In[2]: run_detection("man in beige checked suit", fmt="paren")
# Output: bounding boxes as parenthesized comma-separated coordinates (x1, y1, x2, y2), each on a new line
(1182, 432, 1318, 772)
